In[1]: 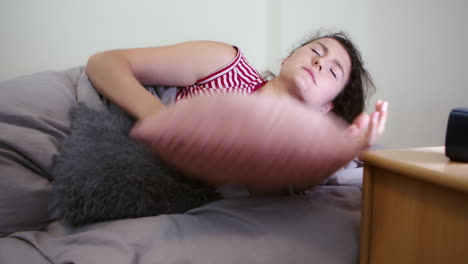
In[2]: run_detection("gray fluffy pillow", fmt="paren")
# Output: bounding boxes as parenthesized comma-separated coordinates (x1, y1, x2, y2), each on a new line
(49, 103, 220, 226)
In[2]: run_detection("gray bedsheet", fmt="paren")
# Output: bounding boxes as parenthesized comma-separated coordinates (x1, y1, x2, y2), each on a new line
(0, 67, 363, 264)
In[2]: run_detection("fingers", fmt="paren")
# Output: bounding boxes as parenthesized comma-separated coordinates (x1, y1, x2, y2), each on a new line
(363, 100, 388, 148)
(345, 112, 368, 138)
(346, 112, 367, 142)
(353, 112, 370, 130)
(345, 100, 388, 151)
(375, 100, 388, 135)
(345, 124, 361, 138)
(365, 111, 380, 147)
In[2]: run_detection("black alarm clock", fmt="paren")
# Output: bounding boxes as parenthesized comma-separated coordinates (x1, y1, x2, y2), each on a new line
(445, 107, 468, 162)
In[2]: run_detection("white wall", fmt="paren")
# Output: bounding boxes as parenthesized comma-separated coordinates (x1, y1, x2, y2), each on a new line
(267, 0, 370, 75)
(1, 0, 466, 148)
(368, 0, 468, 148)
(0, 0, 268, 80)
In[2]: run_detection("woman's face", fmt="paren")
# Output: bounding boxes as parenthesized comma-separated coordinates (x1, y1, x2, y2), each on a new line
(279, 37, 351, 112)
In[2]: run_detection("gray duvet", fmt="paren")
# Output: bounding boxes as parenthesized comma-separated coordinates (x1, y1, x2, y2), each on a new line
(0, 67, 363, 264)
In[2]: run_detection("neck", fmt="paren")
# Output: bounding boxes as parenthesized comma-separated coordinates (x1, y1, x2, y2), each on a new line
(257, 77, 290, 97)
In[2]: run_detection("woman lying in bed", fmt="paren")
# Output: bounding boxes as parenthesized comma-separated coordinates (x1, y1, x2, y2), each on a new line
(85, 31, 388, 193)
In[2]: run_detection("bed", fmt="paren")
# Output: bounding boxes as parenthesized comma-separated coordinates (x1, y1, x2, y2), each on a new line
(0, 66, 364, 264)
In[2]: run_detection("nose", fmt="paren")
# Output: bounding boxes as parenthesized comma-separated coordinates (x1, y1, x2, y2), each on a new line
(312, 58, 322, 71)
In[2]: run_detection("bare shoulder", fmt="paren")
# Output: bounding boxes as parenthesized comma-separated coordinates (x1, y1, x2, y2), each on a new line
(174, 40, 238, 62)
(164, 40, 238, 77)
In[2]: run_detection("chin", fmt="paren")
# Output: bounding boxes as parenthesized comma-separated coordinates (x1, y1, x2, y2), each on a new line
(293, 85, 311, 102)
(286, 86, 303, 102)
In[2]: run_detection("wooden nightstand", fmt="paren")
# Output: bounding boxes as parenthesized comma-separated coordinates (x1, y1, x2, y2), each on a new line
(359, 147, 468, 264)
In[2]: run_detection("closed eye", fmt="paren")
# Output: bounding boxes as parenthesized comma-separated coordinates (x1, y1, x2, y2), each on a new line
(330, 69, 337, 78)
(311, 49, 320, 56)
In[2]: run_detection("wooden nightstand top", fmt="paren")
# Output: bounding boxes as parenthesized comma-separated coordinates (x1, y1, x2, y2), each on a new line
(360, 147, 468, 193)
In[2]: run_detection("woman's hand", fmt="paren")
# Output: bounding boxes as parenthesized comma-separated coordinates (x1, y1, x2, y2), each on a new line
(345, 100, 388, 150)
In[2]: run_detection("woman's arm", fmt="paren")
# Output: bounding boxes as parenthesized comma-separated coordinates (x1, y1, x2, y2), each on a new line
(85, 41, 237, 120)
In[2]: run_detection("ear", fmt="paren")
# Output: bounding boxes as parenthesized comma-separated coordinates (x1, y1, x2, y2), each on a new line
(320, 102, 334, 113)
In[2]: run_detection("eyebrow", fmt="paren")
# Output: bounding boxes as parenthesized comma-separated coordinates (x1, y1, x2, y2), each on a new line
(315, 41, 345, 76)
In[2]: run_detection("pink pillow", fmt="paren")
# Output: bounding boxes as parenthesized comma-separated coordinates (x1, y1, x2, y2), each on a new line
(130, 95, 361, 193)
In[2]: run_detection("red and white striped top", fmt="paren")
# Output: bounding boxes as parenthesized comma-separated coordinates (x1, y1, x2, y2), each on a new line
(175, 46, 267, 102)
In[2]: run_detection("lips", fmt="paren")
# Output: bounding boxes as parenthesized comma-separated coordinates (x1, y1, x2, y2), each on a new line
(303, 67, 316, 84)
